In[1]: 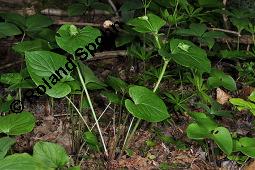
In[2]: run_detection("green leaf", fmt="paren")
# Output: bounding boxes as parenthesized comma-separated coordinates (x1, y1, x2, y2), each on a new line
(68, 166, 81, 170)
(239, 137, 255, 158)
(0, 112, 35, 135)
(33, 141, 69, 168)
(25, 51, 74, 98)
(230, 18, 249, 32)
(230, 98, 255, 115)
(125, 86, 169, 122)
(160, 39, 211, 73)
(13, 39, 51, 55)
(0, 13, 26, 30)
(91, 2, 113, 12)
(175, 23, 207, 37)
(68, 3, 87, 16)
(189, 112, 218, 131)
(198, 0, 223, 7)
(127, 13, 166, 33)
(101, 91, 122, 105)
(127, 43, 152, 61)
(211, 127, 233, 155)
(0, 73, 23, 85)
(35, 28, 56, 42)
(115, 33, 135, 47)
(186, 123, 210, 139)
(0, 137, 16, 160)
(78, 61, 107, 90)
(220, 50, 255, 59)
(106, 76, 128, 93)
(26, 14, 53, 32)
(0, 153, 46, 170)
(248, 91, 255, 102)
(0, 23, 22, 38)
(83, 131, 99, 146)
(56, 25, 101, 54)
(207, 69, 237, 91)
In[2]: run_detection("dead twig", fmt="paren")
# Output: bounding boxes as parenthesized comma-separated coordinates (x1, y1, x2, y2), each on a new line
(0, 60, 23, 70)
(54, 20, 101, 27)
(209, 28, 241, 36)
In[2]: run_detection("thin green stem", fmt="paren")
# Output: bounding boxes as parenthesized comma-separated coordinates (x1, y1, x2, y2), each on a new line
(154, 33, 161, 49)
(75, 60, 109, 157)
(153, 59, 170, 92)
(120, 59, 170, 156)
(237, 35, 240, 51)
(65, 96, 90, 130)
(252, 34, 255, 46)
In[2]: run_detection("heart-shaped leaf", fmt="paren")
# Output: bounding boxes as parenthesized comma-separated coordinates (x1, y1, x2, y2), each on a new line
(56, 25, 101, 54)
(0, 112, 35, 135)
(159, 39, 211, 73)
(25, 51, 75, 98)
(33, 141, 69, 168)
(127, 13, 166, 33)
(125, 86, 169, 122)
(0, 137, 16, 160)
(211, 127, 233, 155)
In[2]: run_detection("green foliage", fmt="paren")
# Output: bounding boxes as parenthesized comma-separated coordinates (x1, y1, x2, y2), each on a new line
(207, 68, 237, 91)
(0, 112, 35, 136)
(0, 137, 16, 160)
(106, 76, 128, 94)
(101, 91, 122, 105)
(230, 91, 255, 115)
(175, 23, 225, 49)
(0, 23, 22, 38)
(78, 61, 107, 90)
(68, 0, 113, 16)
(0, 153, 46, 170)
(186, 112, 233, 155)
(25, 15, 53, 32)
(125, 86, 169, 122)
(13, 39, 51, 55)
(127, 13, 166, 33)
(83, 131, 100, 151)
(25, 51, 74, 98)
(56, 24, 101, 54)
(33, 141, 69, 168)
(159, 39, 211, 73)
(0, 0, 255, 165)
(0, 141, 75, 170)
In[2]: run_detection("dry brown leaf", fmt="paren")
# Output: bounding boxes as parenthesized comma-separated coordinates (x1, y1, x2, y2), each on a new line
(216, 88, 231, 105)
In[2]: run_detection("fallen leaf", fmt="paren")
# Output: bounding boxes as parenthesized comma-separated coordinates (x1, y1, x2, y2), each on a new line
(216, 88, 231, 105)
